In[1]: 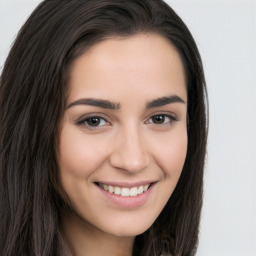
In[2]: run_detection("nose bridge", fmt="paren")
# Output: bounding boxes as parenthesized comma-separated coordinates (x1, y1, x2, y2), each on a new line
(110, 123, 150, 172)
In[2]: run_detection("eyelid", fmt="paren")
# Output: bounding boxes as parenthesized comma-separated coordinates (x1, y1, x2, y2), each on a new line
(145, 113, 179, 131)
(76, 113, 111, 127)
(75, 111, 178, 129)
(145, 111, 178, 123)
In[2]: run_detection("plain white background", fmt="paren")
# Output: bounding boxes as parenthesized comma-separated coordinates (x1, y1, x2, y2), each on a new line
(0, 0, 255, 255)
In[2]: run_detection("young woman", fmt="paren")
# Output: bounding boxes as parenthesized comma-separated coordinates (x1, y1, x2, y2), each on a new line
(0, 0, 208, 255)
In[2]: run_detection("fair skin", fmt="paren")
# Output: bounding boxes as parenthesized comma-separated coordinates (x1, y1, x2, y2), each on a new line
(58, 33, 188, 256)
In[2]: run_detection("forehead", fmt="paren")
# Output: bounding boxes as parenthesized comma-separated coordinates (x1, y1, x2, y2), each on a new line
(67, 33, 187, 104)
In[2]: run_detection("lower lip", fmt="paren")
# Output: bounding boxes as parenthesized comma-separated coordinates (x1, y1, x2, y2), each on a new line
(96, 183, 155, 208)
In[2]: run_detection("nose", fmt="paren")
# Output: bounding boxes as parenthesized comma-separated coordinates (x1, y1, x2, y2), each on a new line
(109, 126, 150, 173)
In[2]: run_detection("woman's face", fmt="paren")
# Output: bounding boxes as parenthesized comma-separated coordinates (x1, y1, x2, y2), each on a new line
(58, 33, 187, 237)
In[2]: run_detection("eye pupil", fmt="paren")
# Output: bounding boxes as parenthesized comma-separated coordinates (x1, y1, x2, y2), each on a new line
(87, 117, 100, 126)
(152, 115, 165, 124)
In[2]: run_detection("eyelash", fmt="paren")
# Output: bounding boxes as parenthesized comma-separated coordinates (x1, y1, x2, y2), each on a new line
(146, 114, 177, 125)
(76, 115, 109, 129)
(76, 113, 177, 129)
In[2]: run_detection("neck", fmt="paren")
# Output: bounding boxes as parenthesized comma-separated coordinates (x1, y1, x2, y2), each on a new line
(61, 213, 135, 256)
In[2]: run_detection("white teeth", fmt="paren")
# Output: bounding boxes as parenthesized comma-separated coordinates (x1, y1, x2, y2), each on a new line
(114, 186, 121, 195)
(143, 184, 149, 192)
(108, 185, 114, 193)
(129, 187, 138, 197)
(121, 188, 130, 197)
(137, 186, 144, 195)
(99, 183, 151, 197)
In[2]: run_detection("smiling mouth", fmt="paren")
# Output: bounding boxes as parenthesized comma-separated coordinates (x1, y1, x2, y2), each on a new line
(96, 183, 152, 197)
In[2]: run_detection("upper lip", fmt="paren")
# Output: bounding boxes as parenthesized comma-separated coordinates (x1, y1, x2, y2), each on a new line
(95, 181, 156, 188)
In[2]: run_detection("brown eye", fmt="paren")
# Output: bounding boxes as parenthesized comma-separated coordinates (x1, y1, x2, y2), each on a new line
(147, 114, 177, 125)
(80, 117, 108, 127)
(86, 117, 101, 126)
(151, 115, 166, 124)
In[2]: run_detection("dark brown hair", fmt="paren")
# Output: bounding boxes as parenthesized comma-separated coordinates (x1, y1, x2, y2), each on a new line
(0, 0, 208, 255)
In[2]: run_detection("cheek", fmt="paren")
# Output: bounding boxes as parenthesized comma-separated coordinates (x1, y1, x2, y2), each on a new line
(58, 124, 107, 178)
(152, 126, 188, 178)
(165, 135, 187, 177)
(152, 127, 187, 211)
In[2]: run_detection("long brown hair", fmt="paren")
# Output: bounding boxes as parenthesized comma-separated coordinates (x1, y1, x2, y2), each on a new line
(0, 0, 208, 255)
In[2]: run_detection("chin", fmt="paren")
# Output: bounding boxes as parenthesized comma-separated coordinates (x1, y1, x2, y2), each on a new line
(100, 216, 155, 237)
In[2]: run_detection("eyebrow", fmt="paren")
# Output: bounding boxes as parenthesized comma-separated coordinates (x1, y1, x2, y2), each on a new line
(146, 95, 185, 109)
(67, 95, 185, 110)
(67, 98, 120, 109)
